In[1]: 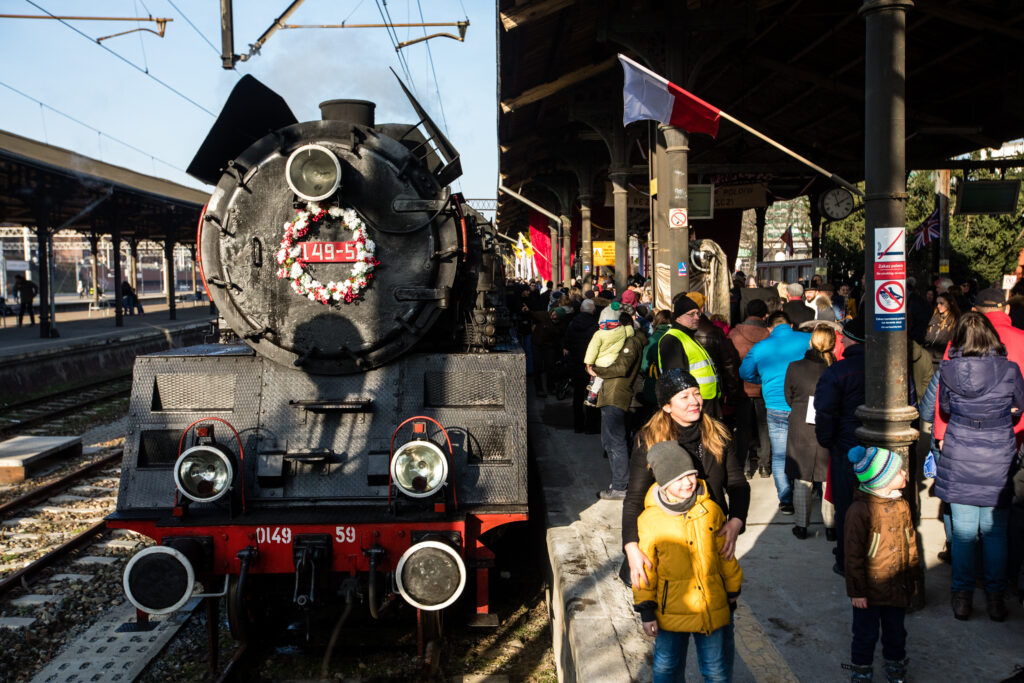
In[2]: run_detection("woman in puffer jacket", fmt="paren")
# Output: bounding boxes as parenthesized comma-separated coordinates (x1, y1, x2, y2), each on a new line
(936, 312, 1024, 623)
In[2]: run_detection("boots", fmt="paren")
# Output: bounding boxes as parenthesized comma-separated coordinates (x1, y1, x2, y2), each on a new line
(884, 658, 908, 683)
(986, 591, 1008, 622)
(951, 590, 973, 620)
(791, 525, 808, 540)
(826, 527, 837, 542)
(842, 663, 873, 681)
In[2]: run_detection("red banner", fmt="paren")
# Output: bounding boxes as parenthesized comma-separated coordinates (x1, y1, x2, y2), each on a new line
(528, 210, 552, 282)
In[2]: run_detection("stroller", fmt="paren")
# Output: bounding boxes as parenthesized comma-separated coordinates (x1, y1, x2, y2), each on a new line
(551, 357, 574, 401)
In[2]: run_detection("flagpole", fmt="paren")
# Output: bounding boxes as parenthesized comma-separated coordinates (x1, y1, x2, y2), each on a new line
(716, 111, 864, 197)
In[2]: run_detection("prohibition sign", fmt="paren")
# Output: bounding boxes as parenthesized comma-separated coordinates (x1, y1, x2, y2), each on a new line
(875, 280, 904, 313)
(669, 208, 688, 228)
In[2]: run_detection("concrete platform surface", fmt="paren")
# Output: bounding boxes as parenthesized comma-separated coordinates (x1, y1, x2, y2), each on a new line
(0, 436, 83, 483)
(0, 301, 215, 360)
(532, 394, 1024, 682)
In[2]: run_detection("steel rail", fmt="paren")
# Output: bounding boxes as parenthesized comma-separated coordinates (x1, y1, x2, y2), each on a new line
(0, 519, 108, 597)
(0, 373, 131, 415)
(0, 450, 123, 518)
(214, 642, 249, 683)
(0, 384, 131, 438)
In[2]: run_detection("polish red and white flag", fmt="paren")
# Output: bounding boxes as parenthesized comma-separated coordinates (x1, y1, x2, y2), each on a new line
(618, 54, 720, 137)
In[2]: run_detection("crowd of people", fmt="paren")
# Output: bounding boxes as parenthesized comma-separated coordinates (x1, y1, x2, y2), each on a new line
(507, 270, 1024, 682)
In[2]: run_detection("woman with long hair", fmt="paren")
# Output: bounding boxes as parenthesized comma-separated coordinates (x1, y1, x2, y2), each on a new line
(622, 369, 750, 675)
(936, 311, 1024, 622)
(783, 324, 838, 540)
(924, 292, 960, 363)
(622, 370, 751, 668)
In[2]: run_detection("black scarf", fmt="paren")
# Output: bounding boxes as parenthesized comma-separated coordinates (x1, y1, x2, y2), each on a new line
(676, 422, 707, 478)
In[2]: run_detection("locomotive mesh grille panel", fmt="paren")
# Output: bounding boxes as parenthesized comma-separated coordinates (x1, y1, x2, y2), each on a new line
(443, 425, 510, 463)
(152, 374, 236, 411)
(424, 372, 504, 407)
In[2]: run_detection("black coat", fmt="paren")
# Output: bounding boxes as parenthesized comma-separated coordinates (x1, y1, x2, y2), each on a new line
(936, 350, 1024, 508)
(783, 299, 814, 326)
(562, 311, 598, 365)
(784, 351, 832, 482)
(622, 421, 751, 547)
(814, 343, 865, 456)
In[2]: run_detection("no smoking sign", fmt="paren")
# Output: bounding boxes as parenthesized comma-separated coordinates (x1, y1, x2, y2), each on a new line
(669, 208, 688, 228)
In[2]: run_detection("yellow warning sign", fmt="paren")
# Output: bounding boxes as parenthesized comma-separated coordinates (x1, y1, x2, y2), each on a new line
(593, 241, 615, 266)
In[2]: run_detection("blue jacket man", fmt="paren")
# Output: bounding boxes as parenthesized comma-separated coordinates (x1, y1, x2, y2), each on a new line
(814, 317, 866, 573)
(739, 311, 811, 511)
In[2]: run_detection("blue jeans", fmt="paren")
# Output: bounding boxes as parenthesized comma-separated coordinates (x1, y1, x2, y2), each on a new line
(949, 503, 1008, 593)
(653, 620, 734, 683)
(765, 408, 792, 504)
(600, 405, 629, 490)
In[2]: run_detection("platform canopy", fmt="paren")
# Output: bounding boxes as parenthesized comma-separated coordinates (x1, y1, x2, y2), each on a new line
(496, 0, 1024, 231)
(0, 129, 208, 242)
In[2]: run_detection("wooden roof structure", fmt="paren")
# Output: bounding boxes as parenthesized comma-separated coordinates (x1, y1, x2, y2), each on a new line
(496, 0, 1024, 230)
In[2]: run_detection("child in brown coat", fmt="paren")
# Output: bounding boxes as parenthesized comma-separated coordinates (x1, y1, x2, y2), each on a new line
(843, 445, 921, 683)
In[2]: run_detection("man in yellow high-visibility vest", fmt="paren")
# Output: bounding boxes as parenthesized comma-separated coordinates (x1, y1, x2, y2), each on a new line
(657, 295, 722, 416)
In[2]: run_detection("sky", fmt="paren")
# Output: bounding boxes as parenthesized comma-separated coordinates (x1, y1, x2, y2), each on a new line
(0, 0, 497, 206)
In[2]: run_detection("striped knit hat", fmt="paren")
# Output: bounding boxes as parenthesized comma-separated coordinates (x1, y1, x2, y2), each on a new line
(848, 445, 903, 492)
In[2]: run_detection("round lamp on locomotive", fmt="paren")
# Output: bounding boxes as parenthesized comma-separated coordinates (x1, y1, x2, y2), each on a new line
(285, 144, 341, 201)
(390, 440, 448, 498)
(123, 542, 202, 615)
(395, 540, 466, 611)
(173, 444, 233, 503)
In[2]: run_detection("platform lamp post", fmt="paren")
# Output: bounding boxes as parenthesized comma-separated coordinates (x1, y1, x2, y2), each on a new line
(856, 0, 918, 458)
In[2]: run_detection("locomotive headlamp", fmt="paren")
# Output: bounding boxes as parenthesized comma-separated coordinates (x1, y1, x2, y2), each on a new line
(391, 440, 448, 498)
(286, 144, 341, 201)
(174, 445, 233, 503)
(395, 540, 466, 611)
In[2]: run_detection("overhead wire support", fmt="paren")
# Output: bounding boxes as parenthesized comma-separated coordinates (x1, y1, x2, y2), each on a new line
(0, 13, 173, 42)
(21, 0, 214, 116)
(279, 20, 469, 50)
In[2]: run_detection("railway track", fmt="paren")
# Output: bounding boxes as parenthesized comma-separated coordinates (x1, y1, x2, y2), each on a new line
(0, 376, 131, 438)
(0, 450, 123, 598)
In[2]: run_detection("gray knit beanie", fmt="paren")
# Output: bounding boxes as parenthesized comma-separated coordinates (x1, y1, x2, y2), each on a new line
(647, 441, 699, 487)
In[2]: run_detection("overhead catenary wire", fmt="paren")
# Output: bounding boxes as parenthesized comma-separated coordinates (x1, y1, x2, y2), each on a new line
(0, 79, 190, 175)
(415, 0, 461, 193)
(166, 0, 220, 57)
(23, 0, 215, 117)
(134, 0, 151, 72)
(375, 0, 414, 88)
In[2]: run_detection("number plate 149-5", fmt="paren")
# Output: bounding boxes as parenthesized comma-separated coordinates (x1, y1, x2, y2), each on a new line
(298, 241, 358, 263)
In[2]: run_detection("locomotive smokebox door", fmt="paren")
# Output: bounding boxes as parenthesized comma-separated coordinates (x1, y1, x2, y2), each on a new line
(199, 85, 462, 375)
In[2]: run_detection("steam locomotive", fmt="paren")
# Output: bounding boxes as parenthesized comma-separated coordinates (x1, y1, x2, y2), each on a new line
(107, 76, 526, 643)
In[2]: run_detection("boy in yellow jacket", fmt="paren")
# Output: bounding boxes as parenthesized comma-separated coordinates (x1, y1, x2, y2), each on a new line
(634, 442, 743, 683)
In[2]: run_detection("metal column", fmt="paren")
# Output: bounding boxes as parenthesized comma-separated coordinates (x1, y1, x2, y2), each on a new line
(856, 0, 917, 452)
(935, 169, 950, 276)
(561, 217, 571, 285)
(111, 217, 124, 328)
(609, 170, 629, 294)
(34, 218, 49, 338)
(755, 206, 767, 268)
(89, 234, 101, 307)
(661, 125, 690, 299)
(164, 233, 177, 320)
(579, 193, 593, 286)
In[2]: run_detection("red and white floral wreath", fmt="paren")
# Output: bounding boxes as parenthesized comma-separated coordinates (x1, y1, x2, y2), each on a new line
(274, 202, 380, 304)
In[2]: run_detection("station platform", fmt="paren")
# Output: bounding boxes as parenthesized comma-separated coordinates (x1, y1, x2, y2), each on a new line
(0, 300, 215, 404)
(530, 395, 1023, 682)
